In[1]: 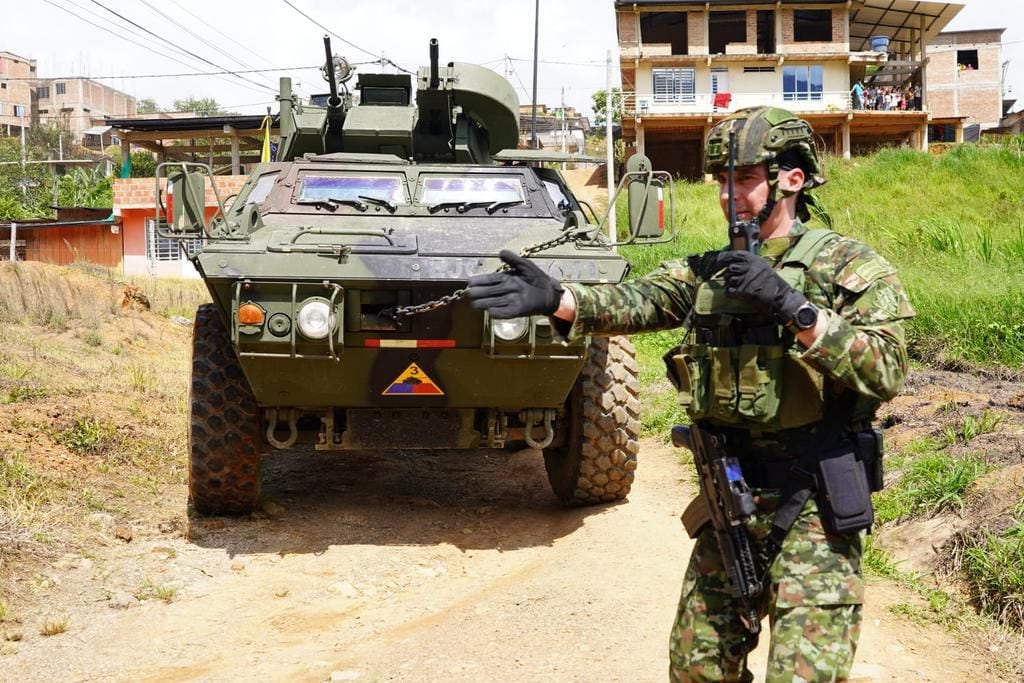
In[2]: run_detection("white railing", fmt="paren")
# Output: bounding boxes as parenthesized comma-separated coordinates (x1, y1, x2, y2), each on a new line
(622, 91, 853, 116)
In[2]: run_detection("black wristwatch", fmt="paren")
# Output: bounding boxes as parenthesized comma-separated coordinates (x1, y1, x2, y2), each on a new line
(789, 302, 820, 332)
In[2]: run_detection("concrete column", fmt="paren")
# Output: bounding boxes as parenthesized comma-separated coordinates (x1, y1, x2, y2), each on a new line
(841, 119, 851, 159)
(955, 123, 964, 143)
(919, 14, 928, 112)
(636, 123, 646, 157)
(919, 122, 929, 152)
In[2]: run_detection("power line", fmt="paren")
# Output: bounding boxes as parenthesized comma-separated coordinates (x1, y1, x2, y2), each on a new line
(85, 0, 276, 93)
(136, 0, 278, 90)
(279, 0, 413, 74)
(508, 57, 606, 68)
(2, 66, 319, 82)
(166, 0, 278, 69)
(505, 58, 532, 102)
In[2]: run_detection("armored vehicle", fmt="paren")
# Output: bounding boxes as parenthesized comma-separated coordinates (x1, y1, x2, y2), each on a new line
(162, 38, 671, 515)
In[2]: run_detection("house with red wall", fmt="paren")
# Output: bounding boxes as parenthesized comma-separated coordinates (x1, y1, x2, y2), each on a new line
(112, 176, 247, 279)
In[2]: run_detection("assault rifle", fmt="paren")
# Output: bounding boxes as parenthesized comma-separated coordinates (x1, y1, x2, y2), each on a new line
(727, 122, 761, 254)
(672, 423, 763, 635)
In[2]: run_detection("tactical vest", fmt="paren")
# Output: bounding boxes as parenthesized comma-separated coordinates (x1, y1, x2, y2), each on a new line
(665, 229, 840, 433)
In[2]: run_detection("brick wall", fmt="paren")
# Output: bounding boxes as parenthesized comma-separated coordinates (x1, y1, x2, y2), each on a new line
(113, 176, 248, 210)
(779, 9, 847, 55)
(688, 11, 707, 54)
(618, 11, 638, 47)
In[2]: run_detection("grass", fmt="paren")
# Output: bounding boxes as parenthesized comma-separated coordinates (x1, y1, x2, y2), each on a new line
(38, 616, 69, 637)
(873, 441, 992, 525)
(53, 416, 118, 456)
(941, 410, 1005, 446)
(136, 578, 179, 603)
(619, 144, 1024, 368)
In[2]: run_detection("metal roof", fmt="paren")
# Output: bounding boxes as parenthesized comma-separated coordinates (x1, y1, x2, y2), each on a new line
(105, 114, 277, 132)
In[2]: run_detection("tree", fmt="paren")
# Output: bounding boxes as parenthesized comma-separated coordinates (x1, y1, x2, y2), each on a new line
(172, 97, 228, 117)
(136, 98, 160, 114)
(591, 88, 623, 127)
(107, 147, 157, 178)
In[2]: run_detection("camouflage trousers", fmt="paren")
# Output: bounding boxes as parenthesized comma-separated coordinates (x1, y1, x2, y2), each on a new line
(669, 493, 864, 683)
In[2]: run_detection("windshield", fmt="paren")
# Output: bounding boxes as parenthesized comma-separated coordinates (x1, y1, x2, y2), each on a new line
(418, 175, 525, 206)
(297, 173, 409, 205)
(245, 172, 279, 207)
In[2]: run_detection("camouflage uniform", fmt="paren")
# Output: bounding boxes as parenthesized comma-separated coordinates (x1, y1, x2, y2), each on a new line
(560, 221, 914, 682)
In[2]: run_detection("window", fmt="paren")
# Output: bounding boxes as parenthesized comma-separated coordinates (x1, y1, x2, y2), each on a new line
(743, 66, 776, 73)
(145, 219, 201, 261)
(298, 173, 409, 205)
(244, 172, 279, 207)
(417, 175, 525, 206)
(653, 67, 695, 102)
(783, 65, 824, 101)
(957, 49, 979, 71)
(639, 12, 688, 55)
(0, 104, 3, 115)
(36, 86, 50, 98)
(13, 104, 24, 117)
(794, 10, 832, 42)
(709, 11, 747, 54)
(757, 10, 776, 53)
(55, 82, 66, 95)
(711, 68, 729, 94)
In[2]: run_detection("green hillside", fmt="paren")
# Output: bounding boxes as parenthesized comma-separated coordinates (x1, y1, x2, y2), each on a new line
(620, 141, 1024, 369)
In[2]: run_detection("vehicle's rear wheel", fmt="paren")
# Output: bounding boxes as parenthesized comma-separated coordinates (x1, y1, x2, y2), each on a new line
(189, 303, 261, 515)
(544, 336, 641, 505)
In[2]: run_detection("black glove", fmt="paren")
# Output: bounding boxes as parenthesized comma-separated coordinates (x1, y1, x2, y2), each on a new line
(714, 251, 807, 323)
(466, 250, 564, 319)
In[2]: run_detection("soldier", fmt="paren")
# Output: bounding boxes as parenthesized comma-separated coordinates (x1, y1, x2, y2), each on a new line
(466, 106, 915, 682)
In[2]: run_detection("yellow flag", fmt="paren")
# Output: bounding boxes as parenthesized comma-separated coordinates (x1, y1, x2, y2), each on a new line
(260, 115, 272, 163)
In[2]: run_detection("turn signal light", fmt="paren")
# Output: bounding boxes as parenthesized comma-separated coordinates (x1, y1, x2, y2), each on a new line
(238, 303, 266, 325)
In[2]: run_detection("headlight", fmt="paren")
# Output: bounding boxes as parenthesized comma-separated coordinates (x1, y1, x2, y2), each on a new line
(491, 316, 529, 342)
(296, 298, 336, 340)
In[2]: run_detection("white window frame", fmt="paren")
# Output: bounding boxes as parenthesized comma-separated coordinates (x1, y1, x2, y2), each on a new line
(782, 65, 824, 102)
(145, 218, 202, 262)
(652, 67, 696, 103)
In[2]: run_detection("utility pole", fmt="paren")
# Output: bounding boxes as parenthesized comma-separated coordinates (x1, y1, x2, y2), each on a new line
(560, 87, 566, 170)
(606, 49, 616, 244)
(530, 0, 539, 149)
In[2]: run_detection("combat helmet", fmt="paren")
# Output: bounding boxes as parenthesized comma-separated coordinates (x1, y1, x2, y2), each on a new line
(704, 106, 828, 224)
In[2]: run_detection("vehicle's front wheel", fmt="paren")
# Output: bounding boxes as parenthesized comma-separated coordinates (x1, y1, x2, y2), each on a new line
(544, 336, 641, 505)
(188, 304, 261, 515)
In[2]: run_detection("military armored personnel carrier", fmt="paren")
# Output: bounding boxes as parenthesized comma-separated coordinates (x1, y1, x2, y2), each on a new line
(161, 38, 671, 514)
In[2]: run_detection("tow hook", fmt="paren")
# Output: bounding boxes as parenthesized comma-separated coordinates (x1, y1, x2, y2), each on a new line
(523, 408, 556, 450)
(266, 408, 299, 449)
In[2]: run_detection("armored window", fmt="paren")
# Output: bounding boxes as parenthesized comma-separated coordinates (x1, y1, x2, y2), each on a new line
(782, 65, 824, 102)
(417, 175, 525, 205)
(652, 68, 695, 103)
(243, 172, 279, 208)
(709, 11, 746, 54)
(793, 10, 832, 43)
(56, 82, 66, 95)
(639, 12, 688, 55)
(145, 219, 201, 262)
(297, 173, 409, 205)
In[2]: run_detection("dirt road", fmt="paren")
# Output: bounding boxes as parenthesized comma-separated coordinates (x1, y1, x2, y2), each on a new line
(1, 435, 989, 682)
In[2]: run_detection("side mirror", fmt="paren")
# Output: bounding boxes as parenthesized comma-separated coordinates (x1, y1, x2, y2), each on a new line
(168, 170, 208, 234)
(626, 154, 667, 239)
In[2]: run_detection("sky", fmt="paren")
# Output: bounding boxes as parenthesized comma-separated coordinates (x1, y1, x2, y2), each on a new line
(2, 0, 1022, 118)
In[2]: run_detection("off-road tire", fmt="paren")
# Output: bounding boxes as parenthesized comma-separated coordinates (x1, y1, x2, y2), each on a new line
(544, 336, 641, 505)
(189, 303, 261, 515)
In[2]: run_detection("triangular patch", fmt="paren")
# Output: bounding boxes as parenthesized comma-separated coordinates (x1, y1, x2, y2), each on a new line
(382, 362, 444, 396)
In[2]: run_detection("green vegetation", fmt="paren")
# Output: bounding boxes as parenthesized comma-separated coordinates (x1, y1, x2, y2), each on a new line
(621, 143, 1024, 369)
(53, 416, 118, 456)
(960, 510, 1024, 630)
(873, 446, 991, 524)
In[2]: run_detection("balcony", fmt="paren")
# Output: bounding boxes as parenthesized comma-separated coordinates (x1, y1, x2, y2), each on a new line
(622, 91, 853, 117)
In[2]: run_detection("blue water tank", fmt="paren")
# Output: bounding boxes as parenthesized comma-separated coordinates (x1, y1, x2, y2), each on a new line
(870, 35, 890, 52)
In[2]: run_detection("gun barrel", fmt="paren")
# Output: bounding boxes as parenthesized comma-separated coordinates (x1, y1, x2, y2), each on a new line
(429, 38, 440, 89)
(323, 34, 341, 109)
(727, 125, 737, 228)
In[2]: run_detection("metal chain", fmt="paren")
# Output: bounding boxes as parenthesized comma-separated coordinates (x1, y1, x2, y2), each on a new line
(381, 227, 591, 320)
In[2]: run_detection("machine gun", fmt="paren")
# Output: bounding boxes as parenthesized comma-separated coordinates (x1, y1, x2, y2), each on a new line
(727, 122, 760, 254)
(672, 423, 763, 635)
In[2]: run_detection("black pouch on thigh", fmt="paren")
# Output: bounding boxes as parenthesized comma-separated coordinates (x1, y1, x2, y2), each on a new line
(816, 442, 874, 535)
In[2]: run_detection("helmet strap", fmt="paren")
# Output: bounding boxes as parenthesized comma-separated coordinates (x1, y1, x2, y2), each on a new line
(757, 159, 780, 225)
